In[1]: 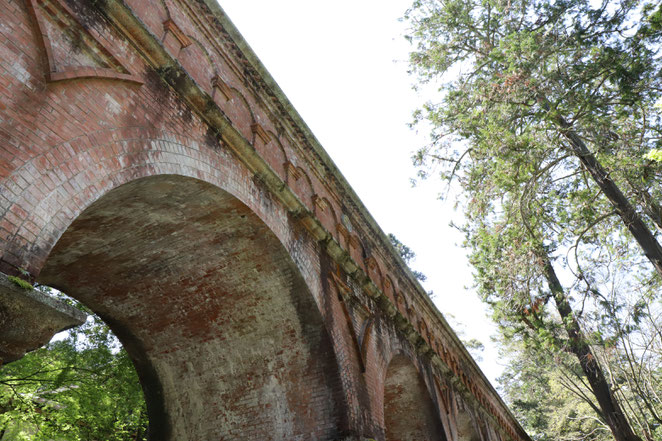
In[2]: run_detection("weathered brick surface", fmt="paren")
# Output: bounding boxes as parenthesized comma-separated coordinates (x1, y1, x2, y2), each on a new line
(38, 176, 346, 440)
(383, 354, 445, 441)
(0, 0, 532, 440)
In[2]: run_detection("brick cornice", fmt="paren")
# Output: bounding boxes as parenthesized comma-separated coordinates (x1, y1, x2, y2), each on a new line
(26, 0, 143, 84)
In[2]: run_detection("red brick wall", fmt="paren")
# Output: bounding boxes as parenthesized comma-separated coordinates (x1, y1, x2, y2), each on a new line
(38, 175, 347, 440)
(383, 354, 445, 441)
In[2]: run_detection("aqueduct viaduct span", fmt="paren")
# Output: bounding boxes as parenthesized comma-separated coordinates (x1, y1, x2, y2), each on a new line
(0, 0, 531, 440)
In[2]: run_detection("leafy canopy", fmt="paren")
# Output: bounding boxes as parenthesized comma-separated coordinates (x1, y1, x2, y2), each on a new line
(404, 0, 662, 439)
(0, 291, 147, 441)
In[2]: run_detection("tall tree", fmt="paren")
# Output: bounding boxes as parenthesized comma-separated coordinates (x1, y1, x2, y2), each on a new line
(498, 289, 662, 441)
(499, 337, 614, 441)
(404, 1, 662, 440)
(406, 0, 662, 272)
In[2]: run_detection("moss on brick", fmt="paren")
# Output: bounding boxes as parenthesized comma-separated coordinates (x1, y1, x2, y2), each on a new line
(8, 275, 33, 290)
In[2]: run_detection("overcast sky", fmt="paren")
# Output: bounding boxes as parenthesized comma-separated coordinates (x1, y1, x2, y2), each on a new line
(216, 1, 505, 384)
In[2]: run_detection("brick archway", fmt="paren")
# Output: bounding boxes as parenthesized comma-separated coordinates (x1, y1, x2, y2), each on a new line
(36, 174, 347, 440)
(383, 353, 446, 441)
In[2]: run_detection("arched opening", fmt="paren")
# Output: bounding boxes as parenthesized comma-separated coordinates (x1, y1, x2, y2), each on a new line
(36, 175, 346, 440)
(0, 289, 148, 440)
(383, 354, 445, 441)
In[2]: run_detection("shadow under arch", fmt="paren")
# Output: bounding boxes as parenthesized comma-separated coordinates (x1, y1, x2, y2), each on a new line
(383, 353, 446, 441)
(36, 174, 346, 441)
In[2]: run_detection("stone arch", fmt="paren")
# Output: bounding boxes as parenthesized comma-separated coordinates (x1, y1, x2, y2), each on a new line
(0, 129, 224, 274)
(0, 131, 353, 439)
(35, 174, 347, 441)
(383, 353, 446, 441)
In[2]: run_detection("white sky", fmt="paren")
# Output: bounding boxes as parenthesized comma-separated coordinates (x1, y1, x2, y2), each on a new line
(217, 1, 504, 384)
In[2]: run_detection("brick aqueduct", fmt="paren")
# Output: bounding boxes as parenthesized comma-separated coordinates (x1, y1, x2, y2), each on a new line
(0, 1, 532, 440)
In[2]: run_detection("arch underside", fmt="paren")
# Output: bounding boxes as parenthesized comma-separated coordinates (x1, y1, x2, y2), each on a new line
(383, 354, 445, 441)
(37, 175, 345, 441)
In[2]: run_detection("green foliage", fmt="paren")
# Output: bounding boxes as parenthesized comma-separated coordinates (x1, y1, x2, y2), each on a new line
(388, 233, 428, 282)
(499, 339, 615, 441)
(7, 276, 32, 291)
(645, 149, 662, 163)
(0, 293, 147, 441)
(404, 0, 662, 438)
(499, 314, 662, 441)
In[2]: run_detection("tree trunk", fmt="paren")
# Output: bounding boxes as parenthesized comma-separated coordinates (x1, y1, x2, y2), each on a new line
(631, 183, 662, 233)
(540, 250, 643, 441)
(553, 115, 662, 277)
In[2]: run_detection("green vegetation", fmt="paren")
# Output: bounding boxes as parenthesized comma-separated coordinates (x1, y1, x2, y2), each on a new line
(7, 276, 32, 291)
(388, 233, 428, 282)
(404, 0, 662, 440)
(0, 290, 147, 441)
(645, 149, 662, 163)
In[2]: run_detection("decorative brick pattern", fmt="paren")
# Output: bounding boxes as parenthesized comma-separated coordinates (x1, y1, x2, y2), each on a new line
(163, 19, 191, 48)
(251, 122, 270, 145)
(25, 0, 142, 84)
(211, 74, 232, 102)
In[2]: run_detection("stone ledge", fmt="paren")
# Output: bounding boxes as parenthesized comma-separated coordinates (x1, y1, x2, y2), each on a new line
(0, 273, 86, 365)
